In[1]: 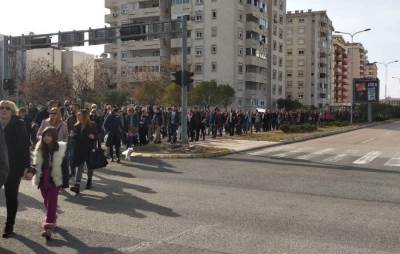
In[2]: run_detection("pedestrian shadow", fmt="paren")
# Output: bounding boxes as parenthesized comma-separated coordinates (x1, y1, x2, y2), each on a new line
(46, 228, 122, 254)
(0, 193, 43, 212)
(13, 234, 57, 254)
(97, 167, 137, 178)
(63, 174, 180, 219)
(121, 158, 182, 174)
(0, 247, 16, 254)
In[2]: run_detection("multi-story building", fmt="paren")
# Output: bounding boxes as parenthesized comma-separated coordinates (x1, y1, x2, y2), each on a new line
(105, 0, 282, 110)
(332, 35, 350, 105)
(267, 0, 286, 109)
(62, 50, 95, 89)
(285, 9, 334, 108)
(331, 37, 377, 105)
(365, 62, 378, 78)
(25, 48, 63, 79)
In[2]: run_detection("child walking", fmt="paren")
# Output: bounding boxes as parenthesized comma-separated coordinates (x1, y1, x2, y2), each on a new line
(32, 127, 66, 240)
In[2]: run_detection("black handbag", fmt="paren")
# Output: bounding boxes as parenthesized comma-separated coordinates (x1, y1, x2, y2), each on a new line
(88, 148, 108, 170)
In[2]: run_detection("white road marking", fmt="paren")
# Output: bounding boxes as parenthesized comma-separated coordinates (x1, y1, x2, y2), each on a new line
(248, 146, 288, 156)
(353, 151, 382, 165)
(385, 153, 400, 167)
(296, 148, 335, 160)
(360, 137, 377, 144)
(323, 150, 359, 163)
(274, 147, 313, 158)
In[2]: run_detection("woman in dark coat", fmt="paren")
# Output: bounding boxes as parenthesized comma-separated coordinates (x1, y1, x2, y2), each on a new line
(70, 109, 97, 195)
(103, 108, 123, 162)
(0, 100, 30, 238)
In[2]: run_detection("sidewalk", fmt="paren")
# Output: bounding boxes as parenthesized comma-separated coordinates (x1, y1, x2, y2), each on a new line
(129, 121, 390, 159)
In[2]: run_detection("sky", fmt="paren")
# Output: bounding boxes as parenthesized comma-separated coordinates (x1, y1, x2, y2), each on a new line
(0, 0, 399, 98)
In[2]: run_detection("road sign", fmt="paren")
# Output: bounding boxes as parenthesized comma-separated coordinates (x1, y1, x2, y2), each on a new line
(353, 78, 380, 103)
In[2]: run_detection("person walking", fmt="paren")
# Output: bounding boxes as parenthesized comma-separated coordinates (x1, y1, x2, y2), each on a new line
(32, 127, 67, 240)
(0, 100, 30, 238)
(37, 107, 68, 142)
(103, 108, 122, 162)
(70, 109, 97, 195)
(0, 125, 9, 187)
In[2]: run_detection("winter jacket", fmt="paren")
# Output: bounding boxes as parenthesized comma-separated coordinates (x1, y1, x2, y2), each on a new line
(32, 141, 67, 187)
(70, 122, 97, 167)
(0, 127, 9, 186)
(36, 119, 69, 142)
(4, 116, 30, 179)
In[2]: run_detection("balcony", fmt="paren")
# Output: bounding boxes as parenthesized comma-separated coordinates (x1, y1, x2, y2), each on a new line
(123, 39, 160, 50)
(105, 0, 118, 9)
(105, 14, 118, 25)
(128, 7, 160, 19)
(245, 56, 267, 67)
(245, 72, 267, 83)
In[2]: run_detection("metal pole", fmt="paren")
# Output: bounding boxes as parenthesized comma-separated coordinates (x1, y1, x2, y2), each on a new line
(385, 64, 388, 98)
(350, 35, 354, 125)
(159, 0, 172, 86)
(367, 102, 372, 123)
(0, 36, 7, 99)
(181, 18, 188, 145)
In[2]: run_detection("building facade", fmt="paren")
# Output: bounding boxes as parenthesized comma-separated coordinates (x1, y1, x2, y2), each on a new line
(285, 10, 334, 108)
(267, 0, 286, 109)
(332, 35, 350, 105)
(105, 0, 284, 109)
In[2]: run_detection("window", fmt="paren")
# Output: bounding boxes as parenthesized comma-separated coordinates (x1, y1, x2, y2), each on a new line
(238, 47, 244, 56)
(212, 10, 217, 19)
(273, 69, 277, 80)
(121, 51, 128, 60)
(211, 27, 217, 37)
(238, 30, 243, 40)
(298, 38, 305, 45)
(298, 50, 305, 55)
(211, 44, 217, 54)
(298, 60, 305, 66)
(195, 47, 203, 56)
(299, 18, 305, 23)
(287, 49, 293, 55)
(195, 63, 203, 73)
(195, 12, 203, 22)
(298, 27, 305, 34)
(238, 63, 243, 74)
(211, 62, 217, 72)
(196, 30, 203, 39)
(298, 70, 304, 77)
(237, 80, 244, 90)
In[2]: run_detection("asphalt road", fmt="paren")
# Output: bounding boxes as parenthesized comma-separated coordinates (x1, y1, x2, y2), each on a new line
(1, 121, 400, 253)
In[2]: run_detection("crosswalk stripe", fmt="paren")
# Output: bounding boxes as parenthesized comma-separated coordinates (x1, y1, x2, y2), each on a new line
(353, 151, 382, 165)
(296, 148, 334, 160)
(323, 150, 359, 163)
(385, 153, 400, 167)
(274, 147, 313, 158)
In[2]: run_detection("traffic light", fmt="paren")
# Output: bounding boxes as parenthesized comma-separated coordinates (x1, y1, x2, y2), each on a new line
(3, 79, 16, 95)
(172, 71, 182, 86)
(184, 71, 194, 87)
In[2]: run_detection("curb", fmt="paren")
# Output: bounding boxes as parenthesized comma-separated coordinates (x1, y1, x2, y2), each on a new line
(234, 120, 392, 154)
(129, 149, 233, 160)
(128, 120, 392, 159)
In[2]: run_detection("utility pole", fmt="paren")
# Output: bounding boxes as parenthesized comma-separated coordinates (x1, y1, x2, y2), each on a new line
(159, 0, 172, 86)
(1, 36, 9, 100)
(180, 18, 188, 145)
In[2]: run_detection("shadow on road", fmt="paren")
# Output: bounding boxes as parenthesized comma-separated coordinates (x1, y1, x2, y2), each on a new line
(46, 228, 123, 254)
(13, 234, 57, 254)
(0, 193, 43, 213)
(0, 247, 17, 254)
(121, 158, 182, 174)
(62, 174, 180, 219)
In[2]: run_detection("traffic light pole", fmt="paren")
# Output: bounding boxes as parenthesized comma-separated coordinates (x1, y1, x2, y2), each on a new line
(181, 18, 189, 145)
(1, 36, 9, 100)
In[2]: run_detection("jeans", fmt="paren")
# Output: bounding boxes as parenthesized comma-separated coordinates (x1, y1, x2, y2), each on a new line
(74, 163, 93, 187)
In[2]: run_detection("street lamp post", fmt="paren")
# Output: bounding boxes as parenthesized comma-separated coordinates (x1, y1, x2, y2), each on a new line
(335, 29, 371, 124)
(376, 61, 399, 98)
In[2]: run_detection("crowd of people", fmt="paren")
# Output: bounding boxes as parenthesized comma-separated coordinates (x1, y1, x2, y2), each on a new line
(0, 98, 352, 240)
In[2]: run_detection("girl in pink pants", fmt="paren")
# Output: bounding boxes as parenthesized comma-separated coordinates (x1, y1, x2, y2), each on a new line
(32, 127, 67, 240)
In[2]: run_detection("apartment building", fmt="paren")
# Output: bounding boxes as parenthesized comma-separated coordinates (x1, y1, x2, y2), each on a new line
(285, 10, 334, 108)
(332, 35, 350, 104)
(24, 49, 95, 88)
(267, 0, 286, 108)
(105, 0, 282, 109)
(331, 36, 377, 105)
